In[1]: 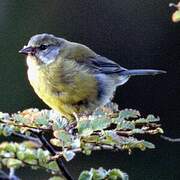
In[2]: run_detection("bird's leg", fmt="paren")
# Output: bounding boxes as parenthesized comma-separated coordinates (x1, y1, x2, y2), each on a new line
(66, 112, 79, 134)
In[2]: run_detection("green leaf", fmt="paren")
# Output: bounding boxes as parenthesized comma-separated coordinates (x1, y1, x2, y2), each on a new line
(79, 168, 128, 180)
(118, 109, 140, 120)
(13, 114, 29, 124)
(91, 118, 111, 131)
(47, 161, 59, 172)
(24, 149, 36, 159)
(142, 140, 155, 149)
(23, 149, 37, 164)
(6, 158, 22, 168)
(116, 120, 135, 130)
(2, 125, 14, 136)
(108, 169, 129, 180)
(146, 115, 160, 122)
(5, 143, 17, 152)
(172, 10, 180, 22)
(37, 149, 49, 164)
(50, 138, 63, 147)
(52, 119, 67, 130)
(62, 150, 75, 161)
(53, 130, 72, 147)
(35, 117, 49, 125)
(16, 151, 25, 160)
(135, 115, 159, 124)
(78, 170, 92, 180)
(78, 120, 93, 136)
(92, 167, 107, 179)
(82, 143, 93, 155)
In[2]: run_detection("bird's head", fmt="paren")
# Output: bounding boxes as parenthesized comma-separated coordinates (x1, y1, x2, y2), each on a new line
(19, 33, 66, 65)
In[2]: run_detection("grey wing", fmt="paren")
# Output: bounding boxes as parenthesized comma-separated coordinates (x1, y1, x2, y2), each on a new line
(81, 55, 127, 74)
(84, 55, 129, 105)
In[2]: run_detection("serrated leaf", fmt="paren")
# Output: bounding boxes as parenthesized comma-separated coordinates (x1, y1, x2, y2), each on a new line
(146, 115, 159, 122)
(53, 130, 72, 146)
(91, 118, 111, 131)
(24, 149, 36, 160)
(52, 119, 67, 130)
(13, 114, 29, 124)
(135, 115, 159, 124)
(35, 117, 49, 125)
(116, 120, 135, 130)
(78, 120, 93, 136)
(79, 168, 128, 180)
(119, 109, 140, 119)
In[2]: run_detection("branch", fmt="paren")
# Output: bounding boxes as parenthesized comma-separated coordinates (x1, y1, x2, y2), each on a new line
(12, 132, 42, 146)
(0, 119, 50, 132)
(161, 135, 180, 142)
(50, 145, 115, 161)
(9, 168, 20, 180)
(35, 131, 74, 180)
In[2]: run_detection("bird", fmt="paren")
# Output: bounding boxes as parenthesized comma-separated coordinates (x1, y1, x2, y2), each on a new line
(19, 33, 166, 121)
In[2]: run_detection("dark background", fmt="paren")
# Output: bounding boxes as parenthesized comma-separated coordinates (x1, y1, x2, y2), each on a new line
(0, 0, 179, 179)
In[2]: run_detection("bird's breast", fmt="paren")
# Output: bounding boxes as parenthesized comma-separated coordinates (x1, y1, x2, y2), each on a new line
(26, 57, 41, 89)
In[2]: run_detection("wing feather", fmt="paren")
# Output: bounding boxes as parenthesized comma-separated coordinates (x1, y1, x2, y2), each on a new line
(80, 55, 127, 74)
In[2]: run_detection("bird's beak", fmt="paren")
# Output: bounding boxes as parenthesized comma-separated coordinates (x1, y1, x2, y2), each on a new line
(19, 46, 35, 55)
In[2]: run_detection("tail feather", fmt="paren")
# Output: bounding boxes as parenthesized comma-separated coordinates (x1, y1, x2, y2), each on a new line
(120, 69, 166, 76)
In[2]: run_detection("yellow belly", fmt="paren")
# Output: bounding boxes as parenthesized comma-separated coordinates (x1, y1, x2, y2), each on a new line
(27, 60, 98, 120)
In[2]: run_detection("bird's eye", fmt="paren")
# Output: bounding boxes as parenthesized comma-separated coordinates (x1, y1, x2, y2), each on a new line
(39, 44, 48, 50)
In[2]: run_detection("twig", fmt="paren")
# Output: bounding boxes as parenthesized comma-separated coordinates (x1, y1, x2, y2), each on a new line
(35, 131, 74, 180)
(50, 145, 115, 161)
(0, 119, 50, 132)
(160, 135, 180, 142)
(12, 132, 42, 146)
(9, 168, 20, 180)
